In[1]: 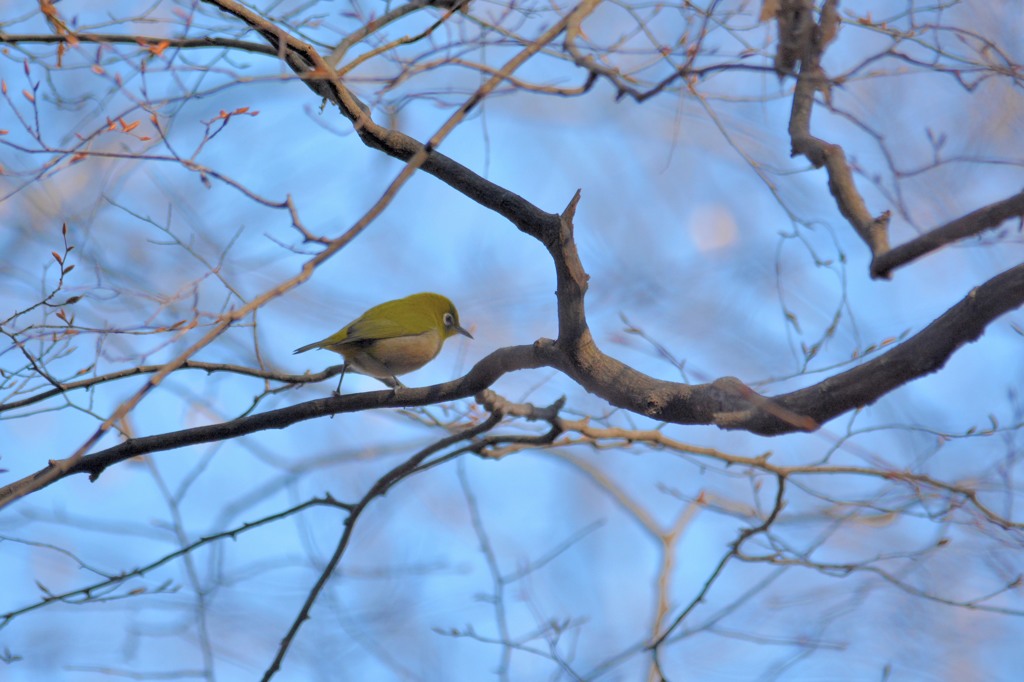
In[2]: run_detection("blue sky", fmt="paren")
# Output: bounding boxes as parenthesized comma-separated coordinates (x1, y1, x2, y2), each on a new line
(2, 1, 1024, 680)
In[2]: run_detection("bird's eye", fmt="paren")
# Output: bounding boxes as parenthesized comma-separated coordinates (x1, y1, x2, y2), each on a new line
(443, 312, 454, 327)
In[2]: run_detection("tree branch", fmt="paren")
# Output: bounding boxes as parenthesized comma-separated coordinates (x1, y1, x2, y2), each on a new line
(0, 346, 545, 505)
(200, 0, 575, 247)
(756, 261, 1024, 433)
(262, 409, 508, 682)
(783, 0, 892, 267)
(539, 230, 1024, 435)
(0, 360, 327, 414)
(3, 2, 1020, 512)
(870, 189, 1024, 278)
(0, 32, 280, 56)
(6, 256, 1020, 506)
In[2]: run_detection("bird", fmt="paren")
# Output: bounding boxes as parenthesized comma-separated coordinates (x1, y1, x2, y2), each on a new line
(293, 292, 473, 393)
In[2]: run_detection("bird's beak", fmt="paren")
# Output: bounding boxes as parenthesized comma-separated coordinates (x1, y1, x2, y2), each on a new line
(456, 325, 473, 340)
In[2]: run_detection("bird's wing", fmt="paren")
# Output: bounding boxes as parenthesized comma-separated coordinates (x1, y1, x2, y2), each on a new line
(337, 313, 427, 344)
(295, 299, 436, 353)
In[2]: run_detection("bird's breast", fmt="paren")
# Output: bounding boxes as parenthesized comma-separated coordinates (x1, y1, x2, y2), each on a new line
(345, 330, 444, 378)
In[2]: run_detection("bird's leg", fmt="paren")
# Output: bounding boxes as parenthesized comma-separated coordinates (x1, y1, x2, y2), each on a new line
(378, 375, 406, 396)
(333, 362, 348, 395)
(390, 375, 406, 398)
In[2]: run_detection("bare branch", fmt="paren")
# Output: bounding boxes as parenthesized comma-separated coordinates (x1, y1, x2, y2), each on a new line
(261, 411, 505, 681)
(783, 0, 892, 266)
(5, 257, 1021, 505)
(0, 31, 280, 56)
(871, 189, 1024, 278)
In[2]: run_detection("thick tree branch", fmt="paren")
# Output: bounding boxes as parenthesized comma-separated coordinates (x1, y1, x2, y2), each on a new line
(539, 198, 1024, 435)
(597, 264, 1024, 434)
(783, 0, 892, 268)
(0, 345, 545, 504)
(0, 0, 575, 512)
(201, 0, 573, 246)
(5, 1, 1020, 508)
(759, 262, 1024, 432)
(7, 256, 1017, 506)
(871, 189, 1024, 278)
(778, 2, 1024, 280)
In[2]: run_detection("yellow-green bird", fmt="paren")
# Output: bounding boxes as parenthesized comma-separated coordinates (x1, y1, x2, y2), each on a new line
(293, 292, 473, 392)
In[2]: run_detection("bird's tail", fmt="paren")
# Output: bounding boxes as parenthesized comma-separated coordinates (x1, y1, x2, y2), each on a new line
(292, 342, 321, 355)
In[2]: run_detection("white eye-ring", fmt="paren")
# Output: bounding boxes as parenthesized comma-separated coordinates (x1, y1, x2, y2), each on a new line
(443, 312, 454, 327)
